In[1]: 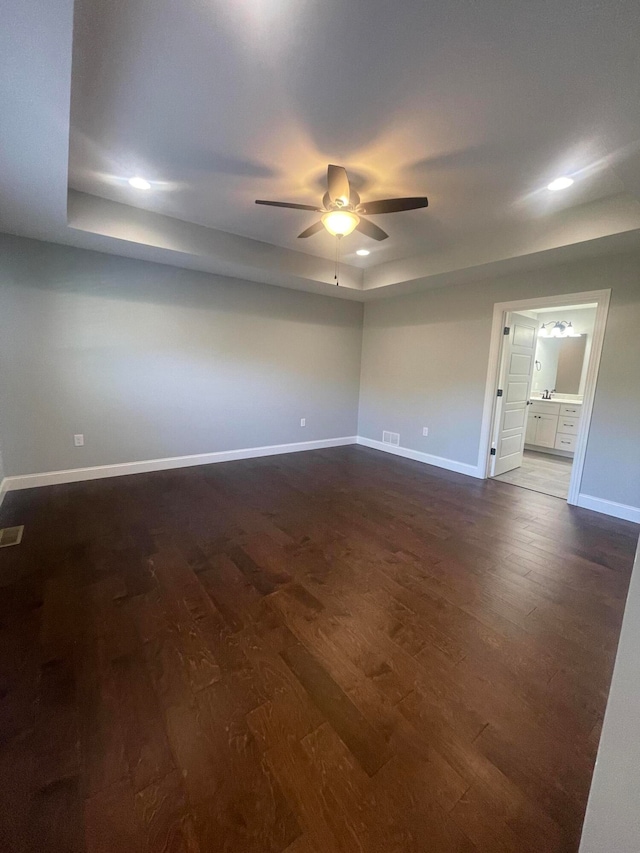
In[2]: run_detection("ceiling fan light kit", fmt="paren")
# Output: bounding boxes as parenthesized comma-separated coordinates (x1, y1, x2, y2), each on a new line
(321, 209, 360, 236)
(256, 164, 428, 242)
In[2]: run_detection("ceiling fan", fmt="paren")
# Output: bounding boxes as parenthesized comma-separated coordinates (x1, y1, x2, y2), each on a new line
(255, 164, 428, 241)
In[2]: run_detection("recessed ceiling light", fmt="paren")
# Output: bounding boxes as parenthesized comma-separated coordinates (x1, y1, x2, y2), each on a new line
(356, 249, 370, 256)
(547, 176, 574, 192)
(128, 176, 151, 190)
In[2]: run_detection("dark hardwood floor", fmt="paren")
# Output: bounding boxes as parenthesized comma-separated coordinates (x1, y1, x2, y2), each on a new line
(0, 446, 637, 852)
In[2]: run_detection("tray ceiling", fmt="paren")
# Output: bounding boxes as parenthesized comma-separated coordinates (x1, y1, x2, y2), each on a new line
(2, 0, 640, 298)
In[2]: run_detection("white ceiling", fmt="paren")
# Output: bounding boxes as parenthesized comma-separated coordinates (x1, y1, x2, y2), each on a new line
(3, 0, 640, 299)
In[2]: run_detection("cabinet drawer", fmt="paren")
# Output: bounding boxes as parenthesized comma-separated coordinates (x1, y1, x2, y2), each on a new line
(557, 416, 580, 435)
(560, 404, 582, 417)
(555, 434, 576, 452)
(529, 402, 560, 415)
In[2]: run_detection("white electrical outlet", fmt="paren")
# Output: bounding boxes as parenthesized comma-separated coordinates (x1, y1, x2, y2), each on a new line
(422, 427, 429, 437)
(74, 434, 84, 447)
(300, 418, 306, 427)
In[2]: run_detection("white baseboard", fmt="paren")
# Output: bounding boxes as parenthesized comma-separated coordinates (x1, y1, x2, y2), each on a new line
(356, 436, 483, 479)
(577, 494, 640, 524)
(2, 437, 358, 491)
(5, 441, 637, 527)
(524, 443, 574, 459)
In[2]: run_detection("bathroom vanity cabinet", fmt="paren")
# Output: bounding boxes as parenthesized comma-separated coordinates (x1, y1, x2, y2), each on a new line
(525, 399, 582, 454)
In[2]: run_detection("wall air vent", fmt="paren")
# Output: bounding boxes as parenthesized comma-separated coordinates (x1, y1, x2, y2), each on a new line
(0, 526, 24, 548)
(382, 431, 400, 446)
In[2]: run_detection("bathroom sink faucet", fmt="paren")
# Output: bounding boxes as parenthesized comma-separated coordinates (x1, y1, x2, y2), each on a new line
(541, 389, 555, 400)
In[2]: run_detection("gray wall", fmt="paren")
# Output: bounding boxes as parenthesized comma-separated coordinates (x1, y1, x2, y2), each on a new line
(0, 235, 363, 476)
(1, 231, 639, 514)
(580, 539, 640, 852)
(358, 252, 640, 509)
(0, 396, 6, 483)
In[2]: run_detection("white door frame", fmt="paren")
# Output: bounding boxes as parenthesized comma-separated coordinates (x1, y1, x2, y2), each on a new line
(477, 288, 611, 505)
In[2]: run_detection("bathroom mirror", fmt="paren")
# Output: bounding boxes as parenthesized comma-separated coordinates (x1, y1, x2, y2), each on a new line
(556, 336, 587, 394)
(533, 335, 588, 395)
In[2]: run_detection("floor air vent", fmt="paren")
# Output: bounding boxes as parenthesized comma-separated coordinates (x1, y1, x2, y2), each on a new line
(0, 526, 24, 548)
(382, 431, 400, 446)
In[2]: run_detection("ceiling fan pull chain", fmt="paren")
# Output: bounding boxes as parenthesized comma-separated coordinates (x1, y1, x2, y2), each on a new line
(335, 235, 342, 286)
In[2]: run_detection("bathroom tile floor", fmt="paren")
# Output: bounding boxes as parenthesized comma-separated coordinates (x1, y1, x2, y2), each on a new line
(492, 450, 573, 499)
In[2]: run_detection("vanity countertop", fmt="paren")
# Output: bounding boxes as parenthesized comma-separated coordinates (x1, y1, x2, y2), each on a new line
(530, 397, 583, 405)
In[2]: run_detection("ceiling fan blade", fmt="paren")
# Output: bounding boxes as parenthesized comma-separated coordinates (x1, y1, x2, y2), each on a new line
(359, 197, 428, 215)
(327, 165, 351, 205)
(297, 221, 325, 238)
(255, 200, 321, 211)
(356, 218, 389, 241)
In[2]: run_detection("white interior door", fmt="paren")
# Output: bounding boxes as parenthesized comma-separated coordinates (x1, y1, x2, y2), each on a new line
(490, 312, 539, 476)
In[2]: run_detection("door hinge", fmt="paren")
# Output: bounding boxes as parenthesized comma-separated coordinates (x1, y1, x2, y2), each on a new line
(490, 448, 496, 456)
(503, 326, 510, 335)
(496, 389, 503, 397)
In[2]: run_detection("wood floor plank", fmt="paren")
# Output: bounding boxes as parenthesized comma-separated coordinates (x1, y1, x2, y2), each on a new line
(28, 775, 85, 853)
(85, 778, 143, 853)
(0, 445, 636, 852)
(134, 770, 198, 853)
(265, 735, 342, 853)
(280, 641, 392, 776)
(192, 681, 301, 852)
(111, 650, 175, 793)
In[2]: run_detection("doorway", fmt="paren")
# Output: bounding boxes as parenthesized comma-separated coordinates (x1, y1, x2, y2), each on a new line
(478, 289, 611, 504)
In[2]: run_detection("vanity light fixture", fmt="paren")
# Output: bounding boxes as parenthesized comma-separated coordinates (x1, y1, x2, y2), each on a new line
(538, 320, 582, 338)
